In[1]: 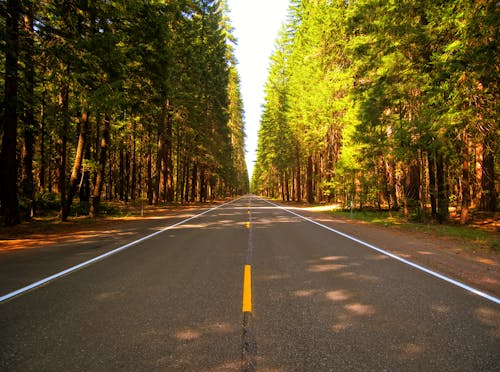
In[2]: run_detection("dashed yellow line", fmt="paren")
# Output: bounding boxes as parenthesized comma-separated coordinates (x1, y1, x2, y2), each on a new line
(242, 264, 252, 313)
(246, 221, 250, 229)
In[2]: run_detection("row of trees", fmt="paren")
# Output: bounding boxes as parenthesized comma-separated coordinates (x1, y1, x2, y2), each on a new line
(1, 0, 248, 226)
(253, 0, 498, 223)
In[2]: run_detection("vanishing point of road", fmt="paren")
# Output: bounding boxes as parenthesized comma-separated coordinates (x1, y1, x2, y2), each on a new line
(1, 195, 499, 371)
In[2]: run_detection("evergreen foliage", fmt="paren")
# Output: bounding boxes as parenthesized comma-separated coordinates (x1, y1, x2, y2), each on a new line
(253, 0, 498, 222)
(0, 0, 248, 225)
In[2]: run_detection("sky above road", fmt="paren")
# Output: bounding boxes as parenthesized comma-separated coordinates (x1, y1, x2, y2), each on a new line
(226, 0, 290, 180)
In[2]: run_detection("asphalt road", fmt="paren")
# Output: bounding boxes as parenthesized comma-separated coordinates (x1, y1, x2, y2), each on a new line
(1, 195, 499, 371)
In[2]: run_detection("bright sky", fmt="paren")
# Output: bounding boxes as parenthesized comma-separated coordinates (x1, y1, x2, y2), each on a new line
(226, 0, 290, 180)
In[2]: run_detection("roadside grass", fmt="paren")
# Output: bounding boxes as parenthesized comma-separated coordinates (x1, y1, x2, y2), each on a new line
(329, 209, 499, 253)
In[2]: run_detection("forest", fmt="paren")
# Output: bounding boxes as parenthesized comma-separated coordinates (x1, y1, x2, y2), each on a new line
(253, 0, 498, 224)
(0, 0, 249, 226)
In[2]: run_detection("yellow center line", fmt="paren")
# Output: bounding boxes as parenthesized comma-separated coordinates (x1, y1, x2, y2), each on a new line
(246, 221, 250, 229)
(242, 264, 252, 313)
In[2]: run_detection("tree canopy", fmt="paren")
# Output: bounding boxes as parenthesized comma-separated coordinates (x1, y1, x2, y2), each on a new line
(1, 0, 249, 225)
(253, 0, 498, 223)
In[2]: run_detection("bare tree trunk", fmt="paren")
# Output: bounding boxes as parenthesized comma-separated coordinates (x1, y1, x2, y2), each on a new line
(1, 0, 21, 225)
(285, 170, 290, 202)
(147, 143, 153, 205)
(306, 155, 314, 204)
(428, 152, 437, 218)
(460, 131, 470, 225)
(480, 141, 497, 212)
(119, 145, 124, 201)
(58, 83, 69, 221)
(473, 142, 483, 208)
(436, 152, 448, 222)
(190, 161, 197, 202)
(21, 9, 36, 218)
(65, 110, 88, 219)
(90, 115, 110, 217)
(164, 101, 174, 202)
(125, 149, 130, 202)
(295, 147, 301, 202)
(40, 97, 46, 190)
(199, 166, 206, 203)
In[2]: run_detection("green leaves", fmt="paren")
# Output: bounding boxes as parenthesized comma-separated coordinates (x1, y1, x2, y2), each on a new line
(254, 0, 497, 214)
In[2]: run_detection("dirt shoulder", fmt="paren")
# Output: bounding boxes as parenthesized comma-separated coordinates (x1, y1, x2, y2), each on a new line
(1, 199, 499, 300)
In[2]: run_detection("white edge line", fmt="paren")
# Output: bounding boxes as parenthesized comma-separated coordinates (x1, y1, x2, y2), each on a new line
(0, 197, 241, 303)
(259, 197, 500, 305)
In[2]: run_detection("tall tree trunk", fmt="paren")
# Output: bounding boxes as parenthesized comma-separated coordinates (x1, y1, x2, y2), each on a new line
(90, 115, 110, 217)
(199, 166, 206, 203)
(281, 173, 285, 201)
(285, 170, 290, 202)
(403, 159, 420, 219)
(184, 157, 190, 203)
(21, 9, 36, 218)
(480, 141, 497, 212)
(306, 155, 314, 204)
(295, 148, 301, 202)
(473, 142, 483, 208)
(1, 0, 21, 226)
(125, 149, 130, 202)
(460, 131, 470, 225)
(436, 152, 448, 222)
(164, 100, 174, 202)
(147, 142, 153, 205)
(386, 125, 398, 210)
(428, 152, 437, 218)
(131, 135, 137, 200)
(65, 110, 88, 220)
(190, 161, 198, 202)
(40, 97, 46, 190)
(119, 145, 124, 201)
(79, 116, 91, 202)
(58, 83, 69, 221)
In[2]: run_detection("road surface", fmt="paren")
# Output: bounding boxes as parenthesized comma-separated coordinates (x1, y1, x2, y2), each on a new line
(1, 195, 499, 371)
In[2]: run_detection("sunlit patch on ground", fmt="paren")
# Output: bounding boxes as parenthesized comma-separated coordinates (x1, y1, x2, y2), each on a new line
(325, 290, 351, 302)
(320, 255, 347, 261)
(307, 264, 347, 273)
(175, 329, 202, 341)
(430, 303, 451, 314)
(293, 289, 318, 297)
(399, 343, 426, 357)
(344, 303, 375, 316)
(475, 307, 500, 337)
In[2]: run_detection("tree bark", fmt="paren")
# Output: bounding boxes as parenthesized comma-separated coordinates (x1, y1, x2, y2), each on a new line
(295, 147, 301, 202)
(460, 131, 470, 225)
(1, 0, 21, 226)
(473, 142, 483, 208)
(306, 155, 314, 204)
(164, 100, 174, 202)
(58, 83, 69, 221)
(21, 9, 36, 218)
(147, 142, 153, 205)
(119, 145, 124, 201)
(64, 110, 88, 219)
(90, 115, 110, 217)
(190, 161, 198, 202)
(428, 152, 437, 217)
(436, 152, 448, 222)
(199, 166, 206, 203)
(480, 142, 497, 212)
